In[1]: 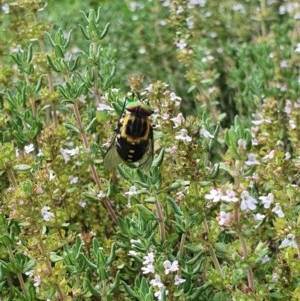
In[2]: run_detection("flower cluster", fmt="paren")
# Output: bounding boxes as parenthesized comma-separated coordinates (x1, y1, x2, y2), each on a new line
(129, 250, 186, 300)
(205, 189, 284, 224)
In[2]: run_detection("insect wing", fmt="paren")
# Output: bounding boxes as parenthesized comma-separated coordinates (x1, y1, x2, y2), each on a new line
(138, 129, 154, 171)
(103, 134, 122, 170)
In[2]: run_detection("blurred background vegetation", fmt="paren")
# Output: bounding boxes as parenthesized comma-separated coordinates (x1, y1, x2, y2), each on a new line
(2, 0, 298, 125)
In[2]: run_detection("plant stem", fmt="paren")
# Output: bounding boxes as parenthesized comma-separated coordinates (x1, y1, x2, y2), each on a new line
(154, 199, 165, 242)
(238, 232, 255, 292)
(7, 247, 27, 296)
(72, 102, 117, 224)
(233, 161, 255, 292)
(178, 233, 186, 260)
(37, 232, 65, 300)
(203, 218, 222, 276)
(6, 168, 17, 187)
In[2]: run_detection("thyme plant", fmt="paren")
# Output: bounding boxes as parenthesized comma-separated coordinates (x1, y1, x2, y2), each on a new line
(0, 1, 300, 300)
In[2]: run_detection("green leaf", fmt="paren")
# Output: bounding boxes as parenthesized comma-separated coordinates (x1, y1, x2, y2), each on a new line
(50, 253, 63, 262)
(106, 243, 116, 265)
(70, 55, 81, 72)
(85, 117, 97, 132)
(26, 43, 34, 63)
(121, 281, 137, 298)
(135, 204, 156, 221)
(46, 55, 61, 72)
(152, 148, 165, 168)
(35, 75, 44, 93)
(100, 22, 110, 39)
(108, 270, 120, 293)
(79, 253, 97, 270)
(13, 164, 31, 171)
(166, 196, 183, 216)
(83, 276, 101, 296)
(63, 122, 80, 133)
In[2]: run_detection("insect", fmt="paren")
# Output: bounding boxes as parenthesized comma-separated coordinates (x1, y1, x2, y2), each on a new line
(103, 96, 154, 171)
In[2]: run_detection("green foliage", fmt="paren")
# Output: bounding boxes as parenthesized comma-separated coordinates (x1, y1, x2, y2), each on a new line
(0, 0, 300, 300)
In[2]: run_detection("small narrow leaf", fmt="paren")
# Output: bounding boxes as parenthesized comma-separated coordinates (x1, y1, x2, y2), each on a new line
(100, 22, 110, 39)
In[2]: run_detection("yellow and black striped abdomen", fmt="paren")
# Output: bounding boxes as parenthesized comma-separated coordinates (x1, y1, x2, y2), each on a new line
(117, 114, 152, 162)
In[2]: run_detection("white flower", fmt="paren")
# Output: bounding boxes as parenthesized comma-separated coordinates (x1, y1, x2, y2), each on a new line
(143, 252, 155, 265)
(272, 203, 284, 217)
(232, 3, 245, 12)
(254, 213, 265, 221)
(25, 270, 34, 277)
(70, 176, 78, 184)
(158, 20, 167, 26)
(186, 16, 194, 29)
(49, 170, 56, 181)
(60, 148, 71, 162)
(289, 119, 296, 129)
(205, 188, 222, 203)
(130, 238, 141, 246)
(33, 275, 41, 287)
(259, 193, 274, 209)
(97, 103, 114, 111)
(174, 274, 186, 285)
(141, 264, 155, 274)
(252, 117, 271, 125)
(240, 191, 257, 211)
(142, 251, 156, 274)
(188, 0, 206, 8)
(154, 287, 168, 301)
(200, 126, 214, 139)
(60, 147, 79, 163)
(97, 191, 106, 199)
(10, 45, 23, 53)
(128, 250, 139, 256)
(237, 139, 247, 149)
(263, 150, 275, 160)
(176, 5, 184, 14)
(79, 201, 87, 208)
(2, 4, 10, 13)
(163, 260, 179, 274)
(284, 99, 293, 114)
(175, 129, 192, 142)
(272, 273, 280, 281)
(279, 234, 297, 249)
(68, 147, 79, 156)
(176, 39, 187, 50)
(162, 113, 169, 120)
(262, 255, 270, 264)
(125, 185, 137, 197)
(169, 92, 181, 102)
(150, 274, 164, 288)
(221, 190, 238, 203)
(170, 145, 177, 155)
(245, 153, 260, 166)
(138, 46, 146, 54)
(41, 206, 54, 221)
(285, 152, 291, 160)
(280, 60, 288, 68)
(24, 144, 35, 154)
(170, 113, 185, 128)
(217, 211, 232, 226)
